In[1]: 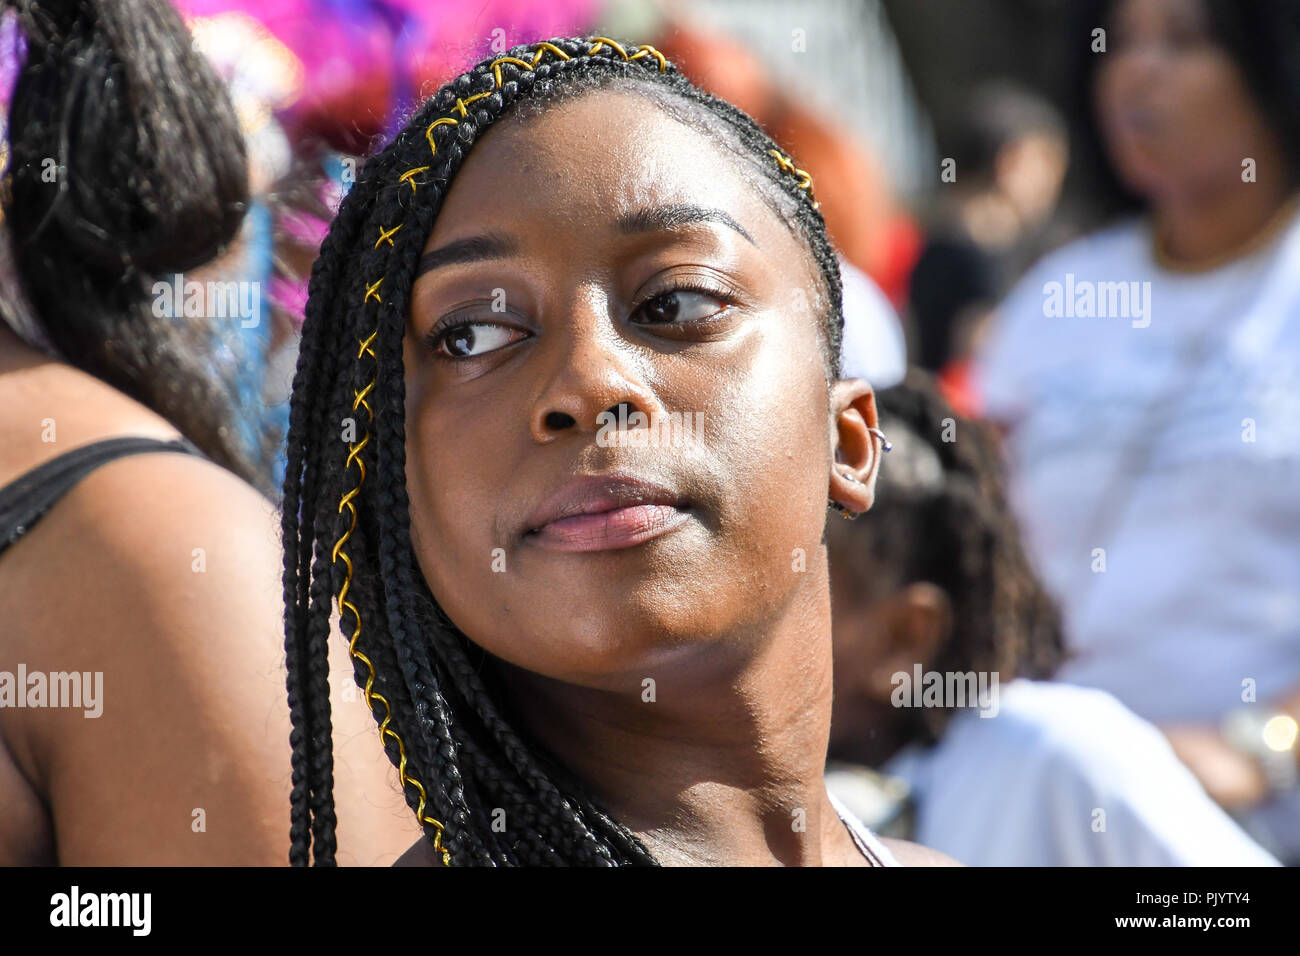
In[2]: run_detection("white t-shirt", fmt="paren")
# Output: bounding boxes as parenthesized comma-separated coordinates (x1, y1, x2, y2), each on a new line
(866, 680, 1280, 866)
(975, 213, 1300, 723)
(839, 258, 907, 389)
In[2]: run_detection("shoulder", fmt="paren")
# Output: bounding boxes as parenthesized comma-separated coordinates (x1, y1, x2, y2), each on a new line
(0, 355, 182, 485)
(0, 444, 295, 862)
(54, 447, 281, 630)
(878, 838, 963, 866)
(993, 680, 1162, 764)
(1, 425, 282, 665)
(1020, 218, 1147, 285)
(990, 217, 1147, 327)
(953, 680, 1157, 770)
(951, 680, 1221, 821)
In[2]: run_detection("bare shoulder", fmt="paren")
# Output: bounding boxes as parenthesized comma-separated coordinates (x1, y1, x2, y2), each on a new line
(880, 838, 964, 866)
(2, 448, 290, 863)
(0, 354, 183, 485)
(3, 444, 282, 662)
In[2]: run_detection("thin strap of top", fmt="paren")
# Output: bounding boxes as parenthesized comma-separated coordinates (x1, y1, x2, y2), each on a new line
(0, 436, 206, 560)
(827, 787, 903, 867)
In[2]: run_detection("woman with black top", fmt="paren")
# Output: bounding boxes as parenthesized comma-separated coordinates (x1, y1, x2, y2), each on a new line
(0, 0, 415, 865)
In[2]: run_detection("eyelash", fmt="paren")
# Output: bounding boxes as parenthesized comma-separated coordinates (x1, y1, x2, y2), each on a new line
(424, 277, 739, 361)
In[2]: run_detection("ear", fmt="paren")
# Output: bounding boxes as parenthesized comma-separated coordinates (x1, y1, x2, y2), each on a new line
(866, 582, 954, 701)
(828, 378, 884, 516)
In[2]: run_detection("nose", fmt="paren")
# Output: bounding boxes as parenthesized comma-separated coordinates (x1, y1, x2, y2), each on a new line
(528, 306, 665, 444)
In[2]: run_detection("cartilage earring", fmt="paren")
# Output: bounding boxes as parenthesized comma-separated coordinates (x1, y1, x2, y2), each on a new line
(868, 426, 893, 452)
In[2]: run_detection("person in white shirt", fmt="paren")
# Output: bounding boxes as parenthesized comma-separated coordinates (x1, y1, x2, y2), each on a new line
(839, 256, 907, 390)
(824, 374, 1278, 865)
(973, 0, 1300, 862)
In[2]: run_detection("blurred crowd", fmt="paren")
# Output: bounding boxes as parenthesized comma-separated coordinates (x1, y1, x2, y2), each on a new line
(1, 0, 1298, 866)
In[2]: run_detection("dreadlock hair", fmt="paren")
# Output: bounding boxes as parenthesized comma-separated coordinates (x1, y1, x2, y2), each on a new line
(0, 0, 278, 492)
(826, 370, 1068, 752)
(282, 35, 849, 866)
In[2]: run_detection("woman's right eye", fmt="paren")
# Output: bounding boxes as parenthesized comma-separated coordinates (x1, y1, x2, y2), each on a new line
(429, 322, 527, 360)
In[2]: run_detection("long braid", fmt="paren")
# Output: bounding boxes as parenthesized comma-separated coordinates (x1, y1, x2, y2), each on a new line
(283, 36, 843, 865)
(282, 133, 436, 864)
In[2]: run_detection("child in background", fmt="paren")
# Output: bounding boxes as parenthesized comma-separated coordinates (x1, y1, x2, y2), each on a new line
(825, 373, 1278, 866)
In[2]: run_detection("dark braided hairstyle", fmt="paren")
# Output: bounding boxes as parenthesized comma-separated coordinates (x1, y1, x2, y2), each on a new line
(826, 371, 1069, 751)
(0, 0, 280, 493)
(282, 36, 850, 866)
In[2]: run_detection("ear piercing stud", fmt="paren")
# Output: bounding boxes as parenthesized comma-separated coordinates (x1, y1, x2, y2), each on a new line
(868, 426, 893, 453)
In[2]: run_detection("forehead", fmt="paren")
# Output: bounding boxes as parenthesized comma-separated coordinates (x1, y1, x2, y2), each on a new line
(428, 88, 799, 249)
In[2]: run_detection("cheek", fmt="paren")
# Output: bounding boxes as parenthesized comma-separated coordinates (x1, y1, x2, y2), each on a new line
(402, 354, 517, 643)
(1102, 52, 1263, 171)
(718, 315, 831, 545)
(1166, 55, 1260, 146)
(394, 301, 835, 683)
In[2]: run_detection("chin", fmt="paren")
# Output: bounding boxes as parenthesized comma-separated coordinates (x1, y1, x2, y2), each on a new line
(1107, 142, 1170, 199)
(512, 597, 754, 690)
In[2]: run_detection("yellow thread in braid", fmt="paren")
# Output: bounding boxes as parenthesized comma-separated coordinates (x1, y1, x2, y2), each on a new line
(463, 40, 667, 124)
(398, 166, 430, 193)
(364, 279, 383, 304)
(331, 310, 451, 867)
(530, 41, 572, 65)
(587, 37, 629, 60)
(452, 92, 491, 117)
(425, 117, 459, 156)
(375, 224, 402, 249)
(629, 44, 668, 71)
(767, 149, 822, 210)
(490, 55, 535, 87)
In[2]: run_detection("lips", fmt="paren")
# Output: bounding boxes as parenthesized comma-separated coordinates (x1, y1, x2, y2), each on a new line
(522, 475, 691, 553)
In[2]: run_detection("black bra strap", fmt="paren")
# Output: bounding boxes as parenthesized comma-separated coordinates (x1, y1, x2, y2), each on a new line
(0, 436, 206, 559)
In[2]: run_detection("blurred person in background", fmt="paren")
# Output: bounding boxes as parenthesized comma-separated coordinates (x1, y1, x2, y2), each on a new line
(839, 256, 907, 391)
(0, 0, 415, 865)
(825, 374, 1279, 865)
(907, 82, 1070, 417)
(975, 0, 1300, 863)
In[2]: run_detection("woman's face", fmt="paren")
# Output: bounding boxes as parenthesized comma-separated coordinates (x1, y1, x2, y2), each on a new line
(1094, 0, 1277, 201)
(402, 89, 876, 690)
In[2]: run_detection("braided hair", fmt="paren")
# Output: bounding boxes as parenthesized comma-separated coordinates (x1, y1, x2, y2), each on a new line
(1, 0, 277, 492)
(283, 36, 847, 866)
(826, 371, 1068, 751)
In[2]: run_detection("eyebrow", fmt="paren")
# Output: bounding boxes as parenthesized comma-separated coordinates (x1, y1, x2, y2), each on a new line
(616, 203, 756, 245)
(413, 204, 756, 278)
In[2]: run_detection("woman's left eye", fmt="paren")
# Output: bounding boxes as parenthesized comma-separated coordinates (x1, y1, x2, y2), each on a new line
(430, 322, 525, 359)
(632, 288, 728, 325)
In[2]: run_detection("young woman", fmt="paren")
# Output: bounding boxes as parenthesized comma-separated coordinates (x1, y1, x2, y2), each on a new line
(283, 35, 951, 866)
(976, 0, 1300, 862)
(0, 0, 415, 865)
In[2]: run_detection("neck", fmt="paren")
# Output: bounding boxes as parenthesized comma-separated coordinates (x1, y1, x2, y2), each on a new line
(1152, 173, 1298, 270)
(496, 551, 864, 866)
